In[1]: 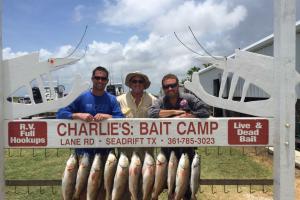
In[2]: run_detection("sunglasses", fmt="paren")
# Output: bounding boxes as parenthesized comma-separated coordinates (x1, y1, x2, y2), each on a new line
(163, 83, 178, 89)
(93, 76, 108, 81)
(131, 79, 145, 84)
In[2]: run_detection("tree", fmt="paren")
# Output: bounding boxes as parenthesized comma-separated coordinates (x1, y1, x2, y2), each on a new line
(181, 63, 212, 84)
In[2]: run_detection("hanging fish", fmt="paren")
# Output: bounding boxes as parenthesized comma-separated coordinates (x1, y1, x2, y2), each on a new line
(104, 151, 118, 200)
(112, 153, 129, 200)
(87, 153, 103, 200)
(62, 154, 78, 200)
(73, 153, 91, 199)
(190, 153, 200, 200)
(129, 152, 142, 200)
(142, 152, 155, 200)
(152, 152, 167, 200)
(167, 151, 178, 200)
(174, 153, 190, 200)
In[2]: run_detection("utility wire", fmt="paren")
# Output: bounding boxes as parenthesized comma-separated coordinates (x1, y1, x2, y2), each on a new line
(188, 26, 224, 61)
(66, 25, 88, 58)
(174, 32, 204, 56)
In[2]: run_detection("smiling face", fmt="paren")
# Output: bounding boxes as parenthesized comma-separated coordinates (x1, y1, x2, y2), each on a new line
(91, 70, 108, 93)
(162, 78, 179, 98)
(129, 75, 145, 95)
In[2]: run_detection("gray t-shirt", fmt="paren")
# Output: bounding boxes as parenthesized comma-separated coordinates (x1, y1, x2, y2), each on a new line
(148, 92, 210, 118)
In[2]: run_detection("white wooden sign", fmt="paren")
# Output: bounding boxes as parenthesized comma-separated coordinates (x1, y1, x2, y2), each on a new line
(4, 118, 274, 148)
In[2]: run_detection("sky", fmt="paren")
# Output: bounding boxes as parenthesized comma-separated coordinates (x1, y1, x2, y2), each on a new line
(3, 0, 300, 95)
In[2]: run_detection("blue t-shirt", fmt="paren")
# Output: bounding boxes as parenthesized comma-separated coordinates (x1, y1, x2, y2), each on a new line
(57, 90, 123, 155)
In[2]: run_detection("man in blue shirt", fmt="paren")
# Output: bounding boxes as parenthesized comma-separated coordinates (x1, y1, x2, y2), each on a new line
(57, 66, 124, 156)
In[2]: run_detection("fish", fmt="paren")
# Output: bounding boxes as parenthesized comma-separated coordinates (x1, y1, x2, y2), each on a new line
(152, 152, 168, 200)
(167, 151, 178, 200)
(73, 153, 91, 200)
(87, 154, 103, 200)
(174, 153, 190, 200)
(112, 153, 129, 200)
(104, 151, 118, 200)
(190, 153, 200, 200)
(128, 152, 142, 200)
(142, 152, 155, 200)
(61, 153, 78, 200)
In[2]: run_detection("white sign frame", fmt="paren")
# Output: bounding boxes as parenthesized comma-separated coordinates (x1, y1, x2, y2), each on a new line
(0, 0, 296, 199)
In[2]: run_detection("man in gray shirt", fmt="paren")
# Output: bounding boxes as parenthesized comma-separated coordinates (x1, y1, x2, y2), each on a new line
(148, 73, 210, 199)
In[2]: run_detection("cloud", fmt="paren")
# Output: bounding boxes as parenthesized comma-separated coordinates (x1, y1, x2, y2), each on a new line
(100, 0, 177, 26)
(100, 0, 247, 36)
(3, 47, 28, 60)
(99, 0, 247, 57)
(152, 0, 247, 36)
(73, 5, 85, 22)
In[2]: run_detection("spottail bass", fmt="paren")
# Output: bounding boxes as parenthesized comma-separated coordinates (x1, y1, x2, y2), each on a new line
(104, 151, 117, 200)
(142, 152, 155, 200)
(112, 153, 129, 200)
(190, 154, 200, 200)
(62, 154, 78, 200)
(152, 152, 167, 200)
(129, 152, 142, 200)
(174, 153, 190, 200)
(73, 153, 91, 199)
(87, 153, 103, 200)
(167, 151, 178, 200)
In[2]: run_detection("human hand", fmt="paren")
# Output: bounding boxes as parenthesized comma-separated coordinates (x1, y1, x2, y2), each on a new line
(177, 112, 196, 118)
(72, 113, 94, 122)
(171, 110, 187, 118)
(94, 113, 112, 121)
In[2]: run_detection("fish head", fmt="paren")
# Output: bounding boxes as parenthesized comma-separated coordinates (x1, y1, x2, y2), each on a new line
(66, 154, 78, 171)
(179, 153, 190, 169)
(106, 152, 117, 166)
(156, 152, 167, 166)
(79, 153, 90, 168)
(144, 153, 155, 166)
(118, 153, 129, 168)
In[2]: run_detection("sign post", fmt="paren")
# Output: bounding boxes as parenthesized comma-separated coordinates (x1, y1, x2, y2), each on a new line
(0, 0, 5, 199)
(274, 0, 296, 199)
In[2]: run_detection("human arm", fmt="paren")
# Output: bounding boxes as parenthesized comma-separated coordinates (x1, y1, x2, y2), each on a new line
(110, 96, 124, 118)
(57, 103, 94, 122)
(148, 98, 185, 118)
(148, 98, 162, 118)
(186, 94, 210, 118)
(56, 93, 95, 122)
(159, 109, 186, 117)
(56, 99, 79, 119)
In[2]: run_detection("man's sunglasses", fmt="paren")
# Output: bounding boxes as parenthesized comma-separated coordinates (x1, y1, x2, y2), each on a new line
(93, 76, 108, 81)
(162, 83, 178, 89)
(131, 80, 145, 84)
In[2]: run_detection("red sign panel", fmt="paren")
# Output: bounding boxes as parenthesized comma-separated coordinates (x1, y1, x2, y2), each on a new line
(228, 119, 268, 145)
(8, 122, 47, 147)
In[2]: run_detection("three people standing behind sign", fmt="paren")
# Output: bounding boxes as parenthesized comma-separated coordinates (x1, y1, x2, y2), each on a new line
(148, 73, 210, 199)
(117, 71, 157, 158)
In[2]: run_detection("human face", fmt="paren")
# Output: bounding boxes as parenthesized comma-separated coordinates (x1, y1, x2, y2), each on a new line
(129, 76, 145, 94)
(92, 70, 108, 92)
(162, 78, 179, 98)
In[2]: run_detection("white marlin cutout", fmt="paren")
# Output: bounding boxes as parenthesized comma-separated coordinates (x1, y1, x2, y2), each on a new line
(3, 53, 89, 119)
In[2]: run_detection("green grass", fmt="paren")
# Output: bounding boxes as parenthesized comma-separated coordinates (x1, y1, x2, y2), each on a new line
(4, 147, 273, 200)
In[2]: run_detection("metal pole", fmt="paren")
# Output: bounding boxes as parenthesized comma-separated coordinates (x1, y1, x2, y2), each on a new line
(274, 0, 296, 199)
(0, 0, 5, 198)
